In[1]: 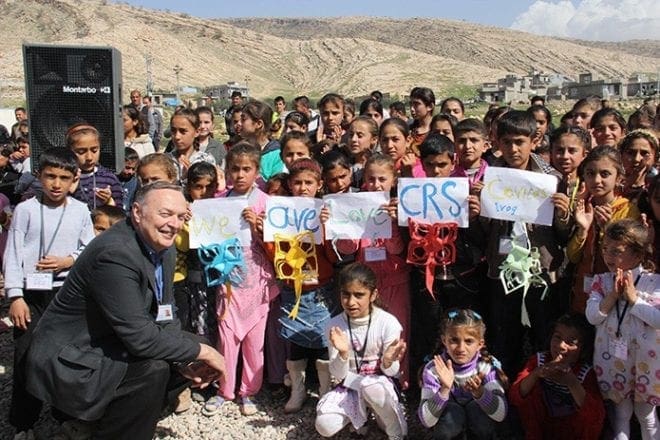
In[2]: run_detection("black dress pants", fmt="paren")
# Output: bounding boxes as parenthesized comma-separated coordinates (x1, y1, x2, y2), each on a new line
(93, 359, 181, 440)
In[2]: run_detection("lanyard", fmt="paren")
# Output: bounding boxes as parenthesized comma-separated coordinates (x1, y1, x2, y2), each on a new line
(347, 312, 372, 374)
(453, 160, 485, 188)
(79, 170, 98, 210)
(615, 273, 641, 338)
(39, 198, 67, 259)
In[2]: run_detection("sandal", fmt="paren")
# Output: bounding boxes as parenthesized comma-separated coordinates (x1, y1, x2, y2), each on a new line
(240, 396, 257, 416)
(202, 395, 225, 417)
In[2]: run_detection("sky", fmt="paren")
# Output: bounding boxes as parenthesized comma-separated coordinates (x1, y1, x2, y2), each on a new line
(119, 0, 660, 41)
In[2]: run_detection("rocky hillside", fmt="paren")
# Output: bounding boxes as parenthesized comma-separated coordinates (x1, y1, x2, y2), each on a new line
(224, 17, 659, 80)
(0, 0, 657, 102)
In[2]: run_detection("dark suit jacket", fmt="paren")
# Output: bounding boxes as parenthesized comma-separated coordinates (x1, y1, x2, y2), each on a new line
(25, 219, 200, 421)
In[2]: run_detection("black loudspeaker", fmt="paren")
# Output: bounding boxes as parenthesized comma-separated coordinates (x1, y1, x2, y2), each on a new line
(23, 44, 123, 171)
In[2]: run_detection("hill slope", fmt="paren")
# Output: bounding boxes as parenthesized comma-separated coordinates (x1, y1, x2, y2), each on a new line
(0, 0, 656, 102)
(224, 17, 659, 80)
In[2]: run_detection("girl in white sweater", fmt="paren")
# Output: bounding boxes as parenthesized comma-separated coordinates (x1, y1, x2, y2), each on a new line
(315, 263, 407, 439)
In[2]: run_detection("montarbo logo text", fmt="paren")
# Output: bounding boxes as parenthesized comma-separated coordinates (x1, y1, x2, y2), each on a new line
(62, 86, 111, 94)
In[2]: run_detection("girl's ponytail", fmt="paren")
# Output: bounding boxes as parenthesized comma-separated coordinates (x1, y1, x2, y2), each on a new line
(479, 347, 509, 390)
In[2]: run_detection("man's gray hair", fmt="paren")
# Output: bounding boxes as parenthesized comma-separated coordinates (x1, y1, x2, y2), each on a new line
(133, 181, 184, 205)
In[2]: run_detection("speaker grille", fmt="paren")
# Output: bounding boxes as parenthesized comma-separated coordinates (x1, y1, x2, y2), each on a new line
(24, 45, 123, 171)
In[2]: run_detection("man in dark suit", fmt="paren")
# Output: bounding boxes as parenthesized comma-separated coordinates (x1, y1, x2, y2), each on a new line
(25, 181, 226, 440)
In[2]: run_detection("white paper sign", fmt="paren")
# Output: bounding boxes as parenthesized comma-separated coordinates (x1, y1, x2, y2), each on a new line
(397, 178, 470, 227)
(323, 192, 392, 240)
(481, 167, 558, 226)
(264, 196, 324, 243)
(189, 198, 251, 248)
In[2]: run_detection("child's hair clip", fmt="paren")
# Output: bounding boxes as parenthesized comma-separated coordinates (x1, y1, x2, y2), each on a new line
(447, 310, 459, 319)
(492, 358, 502, 370)
(472, 311, 483, 321)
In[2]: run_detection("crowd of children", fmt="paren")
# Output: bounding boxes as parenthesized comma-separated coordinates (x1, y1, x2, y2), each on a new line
(2, 90, 659, 440)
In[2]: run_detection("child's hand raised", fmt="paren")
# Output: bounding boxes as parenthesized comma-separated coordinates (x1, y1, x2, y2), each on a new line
(69, 169, 81, 194)
(539, 354, 576, 385)
(551, 193, 570, 221)
(329, 326, 350, 359)
(463, 374, 484, 398)
(593, 203, 613, 229)
(216, 167, 226, 193)
(642, 213, 655, 249)
(433, 355, 454, 393)
(383, 338, 406, 369)
(619, 269, 638, 304)
(178, 155, 191, 172)
(574, 199, 594, 232)
(399, 152, 416, 177)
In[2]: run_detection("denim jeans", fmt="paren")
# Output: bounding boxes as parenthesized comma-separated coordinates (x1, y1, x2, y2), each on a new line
(278, 283, 338, 349)
(433, 400, 496, 440)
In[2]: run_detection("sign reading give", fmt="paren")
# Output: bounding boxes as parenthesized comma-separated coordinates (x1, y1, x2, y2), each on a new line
(264, 196, 324, 243)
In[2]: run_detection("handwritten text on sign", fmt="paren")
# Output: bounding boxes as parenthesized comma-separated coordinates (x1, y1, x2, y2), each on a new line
(323, 192, 392, 240)
(264, 196, 324, 243)
(481, 167, 558, 226)
(189, 198, 251, 248)
(397, 178, 470, 227)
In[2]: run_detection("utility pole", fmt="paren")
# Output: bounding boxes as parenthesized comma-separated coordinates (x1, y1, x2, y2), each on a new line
(145, 53, 153, 96)
(173, 64, 183, 105)
(244, 75, 250, 98)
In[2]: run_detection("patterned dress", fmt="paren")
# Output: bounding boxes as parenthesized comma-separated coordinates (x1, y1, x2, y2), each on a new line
(585, 267, 660, 405)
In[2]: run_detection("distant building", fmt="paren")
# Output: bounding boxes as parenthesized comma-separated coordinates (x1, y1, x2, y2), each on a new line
(203, 82, 249, 100)
(479, 70, 658, 103)
(151, 92, 179, 106)
(563, 72, 627, 100)
(478, 70, 561, 104)
(627, 73, 659, 97)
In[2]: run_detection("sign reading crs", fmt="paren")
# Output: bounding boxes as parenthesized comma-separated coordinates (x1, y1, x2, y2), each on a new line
(62, 85, 111, 94)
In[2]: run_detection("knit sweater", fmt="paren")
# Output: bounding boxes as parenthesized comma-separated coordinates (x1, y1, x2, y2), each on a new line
(72, 166, 124, 211)
(418, 351, 507, 427)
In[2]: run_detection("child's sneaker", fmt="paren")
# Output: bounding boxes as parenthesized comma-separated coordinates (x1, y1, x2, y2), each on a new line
(13, 430, 35, 440)
(240, 396, 258, 416)
(201, 395, 225, 417)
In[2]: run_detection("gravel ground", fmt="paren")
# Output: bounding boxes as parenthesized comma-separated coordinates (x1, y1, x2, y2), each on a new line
(0, 299, 429, 440)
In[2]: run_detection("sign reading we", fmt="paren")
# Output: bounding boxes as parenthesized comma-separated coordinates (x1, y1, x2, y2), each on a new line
(323, 192, 392, 240)
(397, 178, 470, 227)
(189, 198, 251, 248)
(264, 196, 324, 244)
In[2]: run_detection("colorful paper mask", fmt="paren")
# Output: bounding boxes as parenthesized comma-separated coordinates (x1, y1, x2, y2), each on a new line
(499, 240, 548, 326)
(198, 238, 246, 319)
(406, 218, 458, 298)
(274, 232, 319, 319)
